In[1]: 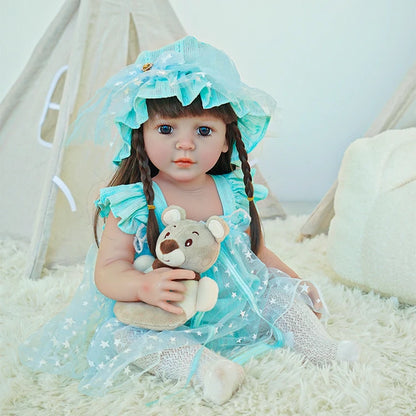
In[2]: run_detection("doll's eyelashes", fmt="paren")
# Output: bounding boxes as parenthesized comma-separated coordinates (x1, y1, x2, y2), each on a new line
(197, 126, 212, 136)
(157, 125, 211, 136)
(158, 125, 173, 134)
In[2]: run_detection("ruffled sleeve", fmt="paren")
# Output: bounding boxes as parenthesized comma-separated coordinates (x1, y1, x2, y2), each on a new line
(95, 183, 148, 235)
(221, 169, 268, 214)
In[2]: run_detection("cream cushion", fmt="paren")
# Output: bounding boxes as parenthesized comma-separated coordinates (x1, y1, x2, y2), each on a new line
(327, 128, 416, 304)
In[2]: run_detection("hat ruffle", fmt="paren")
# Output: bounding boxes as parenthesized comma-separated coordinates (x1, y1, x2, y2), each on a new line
(67, 36, 276, 165)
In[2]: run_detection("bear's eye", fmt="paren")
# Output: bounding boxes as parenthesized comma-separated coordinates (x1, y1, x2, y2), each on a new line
(185, 239, 193, 247)
(164, 232, 170, 238)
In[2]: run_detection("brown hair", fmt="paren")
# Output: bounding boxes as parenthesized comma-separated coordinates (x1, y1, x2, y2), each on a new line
(94, 96, 262, 254)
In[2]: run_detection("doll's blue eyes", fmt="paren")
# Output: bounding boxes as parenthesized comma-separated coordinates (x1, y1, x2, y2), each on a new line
(158, 125, 173, 134)
(197, 126, 212, 136)
(157, 125, 212, 136)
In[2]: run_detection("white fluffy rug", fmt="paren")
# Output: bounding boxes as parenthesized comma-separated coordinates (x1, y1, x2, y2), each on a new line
(1, 216, 415, 416)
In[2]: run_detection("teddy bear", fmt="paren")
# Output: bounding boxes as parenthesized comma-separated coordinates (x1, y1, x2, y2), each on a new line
(113, 205, 229, 330)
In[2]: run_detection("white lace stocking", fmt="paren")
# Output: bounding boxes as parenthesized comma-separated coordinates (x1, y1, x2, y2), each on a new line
(115, 330, 244, 404)
(262, 291, 359, 365)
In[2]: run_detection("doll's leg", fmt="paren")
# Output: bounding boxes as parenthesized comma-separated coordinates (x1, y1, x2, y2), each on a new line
(114, 329, 244, 404)
(137, 346, 245, 404)
(275, 297, 358, 364)
(261, 288, 359, 365)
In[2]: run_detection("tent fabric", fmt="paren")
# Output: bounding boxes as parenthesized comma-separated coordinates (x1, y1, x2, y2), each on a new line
(299, 60, 416, 240)
(0, 0, 77, 243)
(0, 0, 187, 279)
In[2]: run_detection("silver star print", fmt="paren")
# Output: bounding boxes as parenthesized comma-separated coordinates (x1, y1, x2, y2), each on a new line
(100, 341, 110, 349)
(65, 318, 75, 326)
(104, 379, 113, 388)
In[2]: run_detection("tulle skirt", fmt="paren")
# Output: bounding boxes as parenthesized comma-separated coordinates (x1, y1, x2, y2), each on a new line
(19, 226, 323, 396)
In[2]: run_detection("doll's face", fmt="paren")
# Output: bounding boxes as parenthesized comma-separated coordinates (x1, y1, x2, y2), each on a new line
(143, 113, 228, 184)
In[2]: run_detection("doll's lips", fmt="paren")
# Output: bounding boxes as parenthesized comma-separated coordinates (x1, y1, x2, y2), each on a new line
(174, 158, 195, 167)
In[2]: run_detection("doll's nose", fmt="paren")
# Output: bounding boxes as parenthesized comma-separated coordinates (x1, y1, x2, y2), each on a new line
(175, 137, 195, 150)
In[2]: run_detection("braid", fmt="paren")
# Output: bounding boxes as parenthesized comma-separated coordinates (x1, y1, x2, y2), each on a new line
(93, 128, 159, 252)
(229, 122, 262, 254)
(93, 130, 142, 246)
(134, 129, 159, 256)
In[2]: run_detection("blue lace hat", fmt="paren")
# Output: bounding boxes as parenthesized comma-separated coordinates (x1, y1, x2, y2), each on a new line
(68, 36, 276, 164)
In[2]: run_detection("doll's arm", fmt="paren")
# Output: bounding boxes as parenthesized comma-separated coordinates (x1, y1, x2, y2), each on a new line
(245, 228, 299, 278)
(256, 235, 322, 318)
(256, 241, 300, 278)
(95, 212, 195, 314)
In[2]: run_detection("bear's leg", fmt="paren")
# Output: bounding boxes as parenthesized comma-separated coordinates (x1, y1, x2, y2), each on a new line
(195, 277, 219, 311)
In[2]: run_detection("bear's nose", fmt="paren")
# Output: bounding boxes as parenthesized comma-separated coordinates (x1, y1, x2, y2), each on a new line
(160, 239, 179, 254)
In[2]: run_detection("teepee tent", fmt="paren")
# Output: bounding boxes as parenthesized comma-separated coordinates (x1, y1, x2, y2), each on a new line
(0, 0, 186, 279)
(299, 60, 416, 239)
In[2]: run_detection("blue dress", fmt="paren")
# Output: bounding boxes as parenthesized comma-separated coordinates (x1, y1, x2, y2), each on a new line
(19, 171, 311, 396)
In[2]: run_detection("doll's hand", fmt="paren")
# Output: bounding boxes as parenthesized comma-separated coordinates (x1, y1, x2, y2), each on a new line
(298, 280, 324, 319)
(137, 267, 195, 315)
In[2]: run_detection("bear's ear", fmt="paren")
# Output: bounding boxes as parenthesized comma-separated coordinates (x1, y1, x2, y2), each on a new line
(161, 205, 186, 226)
(206, 216, 230, 242)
